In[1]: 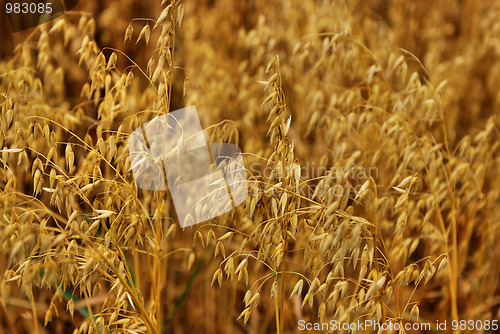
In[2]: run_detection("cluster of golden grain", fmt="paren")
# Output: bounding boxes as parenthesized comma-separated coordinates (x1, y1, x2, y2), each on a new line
(0, 0, 499, 333)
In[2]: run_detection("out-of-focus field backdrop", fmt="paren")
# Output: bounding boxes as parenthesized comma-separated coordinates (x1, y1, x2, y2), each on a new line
(0, 0, 499, 333)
